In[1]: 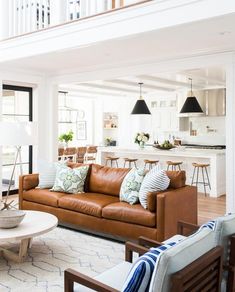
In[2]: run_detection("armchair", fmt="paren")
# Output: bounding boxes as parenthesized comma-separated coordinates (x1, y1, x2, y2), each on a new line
(176, 214, 235, 292)
(64, 226, 223, 292)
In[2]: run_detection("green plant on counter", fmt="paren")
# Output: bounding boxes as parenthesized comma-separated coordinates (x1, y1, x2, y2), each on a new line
(59, 130, 74, 143)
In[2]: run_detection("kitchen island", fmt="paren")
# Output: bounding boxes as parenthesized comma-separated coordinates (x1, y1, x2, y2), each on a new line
(98, 146, 226, 197)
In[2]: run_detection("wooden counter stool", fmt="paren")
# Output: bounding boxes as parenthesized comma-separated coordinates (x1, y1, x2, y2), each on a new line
(191, 163, 211, 196)
(123, 158, 138, 168)
(166, 161, 183, 171)
(105, 156, 119, 167)
(144, 159, 159, 170)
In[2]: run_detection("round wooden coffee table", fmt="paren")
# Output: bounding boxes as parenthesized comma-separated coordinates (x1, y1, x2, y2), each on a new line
(0, 210, 58, 263)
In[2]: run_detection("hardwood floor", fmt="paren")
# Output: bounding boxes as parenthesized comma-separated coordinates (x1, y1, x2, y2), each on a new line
(6, 193, 226, 225)
(197, 193, 226, 225)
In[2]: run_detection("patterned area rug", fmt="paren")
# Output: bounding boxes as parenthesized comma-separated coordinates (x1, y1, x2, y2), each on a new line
(0, 227, 124, 292)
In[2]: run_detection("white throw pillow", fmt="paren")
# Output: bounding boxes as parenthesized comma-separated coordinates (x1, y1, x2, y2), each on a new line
(38, 160, 67, 189)
(139, 168, 170, 209)
(120, 168, 146, 205)
(51, 164, 89, 194)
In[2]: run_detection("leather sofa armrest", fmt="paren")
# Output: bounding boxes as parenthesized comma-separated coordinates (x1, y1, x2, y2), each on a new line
(156, 185, 197, 242)
(147, 191, 165, 212)
(19, 174, 39, 209)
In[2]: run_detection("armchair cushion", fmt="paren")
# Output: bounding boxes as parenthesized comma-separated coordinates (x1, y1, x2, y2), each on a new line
(74, 262, 132, 292)
(149, 224, 217, 292)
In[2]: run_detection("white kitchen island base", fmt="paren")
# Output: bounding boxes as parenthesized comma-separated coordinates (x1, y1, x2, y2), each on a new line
(98, 147, 226, 197)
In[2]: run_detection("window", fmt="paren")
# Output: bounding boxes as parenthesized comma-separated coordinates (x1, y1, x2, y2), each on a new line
(2, 85, 33, 195)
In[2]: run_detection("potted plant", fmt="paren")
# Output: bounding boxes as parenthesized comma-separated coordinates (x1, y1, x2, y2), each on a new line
(105, 137, 112, 146)
(134, 132, 150, 149)
(59, 130, 74, 147)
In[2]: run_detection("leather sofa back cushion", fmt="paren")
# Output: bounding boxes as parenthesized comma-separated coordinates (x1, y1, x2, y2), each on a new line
(166, 171, 186, 189)
(89, 164, 130, 196)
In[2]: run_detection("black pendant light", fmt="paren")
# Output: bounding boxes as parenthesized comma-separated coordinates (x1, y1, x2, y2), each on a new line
(180, 78, 203, 114)
(131, 83, 151, 115)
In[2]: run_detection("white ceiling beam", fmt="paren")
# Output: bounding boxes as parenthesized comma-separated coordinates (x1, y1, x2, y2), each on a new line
(59, 86, 125, 97)
(78, 83, 141, 94)
(138, 74, 203, 89)
(105, 79, 174, 92)
(181, 72, 225, 86)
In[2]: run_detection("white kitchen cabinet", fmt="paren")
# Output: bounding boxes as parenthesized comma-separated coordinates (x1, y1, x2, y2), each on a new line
(152, 107, 179, 131)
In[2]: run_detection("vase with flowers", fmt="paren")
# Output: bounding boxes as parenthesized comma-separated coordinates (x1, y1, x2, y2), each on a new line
(134, 132, 150, 149)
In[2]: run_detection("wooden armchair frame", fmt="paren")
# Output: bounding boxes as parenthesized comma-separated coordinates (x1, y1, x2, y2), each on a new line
(64, 235, 223, 292)
(64, 241, 148, 292)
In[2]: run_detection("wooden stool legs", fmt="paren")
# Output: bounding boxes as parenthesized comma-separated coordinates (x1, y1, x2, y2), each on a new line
(191, 163, 211, 196)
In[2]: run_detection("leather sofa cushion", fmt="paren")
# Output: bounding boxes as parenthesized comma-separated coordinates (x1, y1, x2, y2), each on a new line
(23, 189, 66, 207)
(102, 202, 156, 227)
(88, 164, 130, 197)
(58, 193, 119, 218)
(166, 171, 186, 189)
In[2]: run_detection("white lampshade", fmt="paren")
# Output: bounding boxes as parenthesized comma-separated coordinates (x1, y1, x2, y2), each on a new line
(0, 121, 38, 146)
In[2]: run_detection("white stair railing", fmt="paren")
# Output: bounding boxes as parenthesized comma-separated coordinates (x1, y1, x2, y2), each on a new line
(8, 0, 50, 37)
(1, 0, 141, 39)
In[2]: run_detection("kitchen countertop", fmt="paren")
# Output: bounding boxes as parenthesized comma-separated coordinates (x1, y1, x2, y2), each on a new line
(99, 146, 225, 158)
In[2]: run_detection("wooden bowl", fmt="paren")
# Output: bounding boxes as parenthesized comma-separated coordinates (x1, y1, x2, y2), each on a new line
(0, 210, 26, 229)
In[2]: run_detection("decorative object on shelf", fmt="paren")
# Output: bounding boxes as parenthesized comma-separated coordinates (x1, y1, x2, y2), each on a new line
(58, 130, 74, 147)
(154, 140, 174, 150)
(76, 121, 87, 140)
(180, 78, 203, 114)
(103, 112, 118, 129)
(131, 83, 151, 115)
(134, 132, 150, 149)
(0, 121, 38, 210)
(0, 210, 26, 228)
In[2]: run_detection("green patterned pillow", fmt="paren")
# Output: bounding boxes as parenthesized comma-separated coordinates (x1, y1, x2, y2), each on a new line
(51, 165, 89, 194)
(120, 168, 146, 204)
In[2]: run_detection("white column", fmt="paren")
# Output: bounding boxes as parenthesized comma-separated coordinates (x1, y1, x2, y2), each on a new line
(226, 62, 235, 213)
(0, 0, 10, 39)
(50, 0, 68, 26)
(36, 78, 58, 163)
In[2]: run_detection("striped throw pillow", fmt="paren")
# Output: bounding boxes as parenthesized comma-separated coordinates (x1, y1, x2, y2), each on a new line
(139, 168, 170, 209)
(122, 242, 178, 292)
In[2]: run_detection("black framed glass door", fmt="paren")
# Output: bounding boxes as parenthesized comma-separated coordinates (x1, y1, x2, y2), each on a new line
(2, 85, 33, 195)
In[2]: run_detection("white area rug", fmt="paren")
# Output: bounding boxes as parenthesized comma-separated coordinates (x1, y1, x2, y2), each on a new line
(0, 227, 124, 292)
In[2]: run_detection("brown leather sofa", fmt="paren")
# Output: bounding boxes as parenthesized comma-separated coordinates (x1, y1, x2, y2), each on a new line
(19, 163, 197, 242)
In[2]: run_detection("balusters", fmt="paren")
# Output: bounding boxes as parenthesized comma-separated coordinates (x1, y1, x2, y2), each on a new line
(43, 0, 49, 28)
(31, 0, 37, 31)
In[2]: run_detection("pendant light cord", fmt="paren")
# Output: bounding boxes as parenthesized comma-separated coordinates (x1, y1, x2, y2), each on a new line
(138, 82, 143, 100)
(189, 78, 193, 96)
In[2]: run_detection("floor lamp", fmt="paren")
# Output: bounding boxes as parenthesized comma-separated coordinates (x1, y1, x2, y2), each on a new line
(0, 122, 37, 210)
